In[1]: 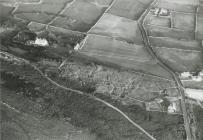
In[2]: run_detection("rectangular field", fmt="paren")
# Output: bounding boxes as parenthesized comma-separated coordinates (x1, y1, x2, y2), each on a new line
(15, 13, 54, 24)
(144, 13, 171, 27)
(0, 0, 40, 3)
(157, 0, 197, 13)
(146, 24, 195, 40)
(14, 0, 70, 14)
(81, 34, 152, 62)
(78, 34, 172, 79)
(149, 36, 202, 50)
(0, 4, 14, 18)
(107, 0, 153, 20)
(154, 47, 203, 72)
(88, 13, 143, 44)
(196, 15, 203, 40)
(171, 12, 195, 31)
(28, 22, 46, 31)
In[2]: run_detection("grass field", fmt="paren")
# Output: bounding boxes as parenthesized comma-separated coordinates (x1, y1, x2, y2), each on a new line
(0, 4, 14, 18)
(89, 13, 143, 44)
(171, 12, 195, 31)
(149, 36, 202, 50)
(154, 47, 203, 72)
(80, 34, 152, 62)
(107, 0, 152, 20)
(145, 13, 171, 27)
(79, 34, 172, 79)
(51, 0, 112, 32)
(196, 15, 203, 40)
(13, 0, 72, 24)
(14, 0, 70, 14)
(157, 0, 197, 13)
(28, 22, 46, 31)
(146, 24, 195, 40)
(0, 0, 40, 2)
(15, 12, 54, 24)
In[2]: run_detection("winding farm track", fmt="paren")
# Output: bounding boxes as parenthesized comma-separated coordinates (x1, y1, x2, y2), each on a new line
(0, 50, 157, 140)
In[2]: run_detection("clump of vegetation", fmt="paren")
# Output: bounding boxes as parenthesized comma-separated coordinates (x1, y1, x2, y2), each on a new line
(1, 59, 186, 140)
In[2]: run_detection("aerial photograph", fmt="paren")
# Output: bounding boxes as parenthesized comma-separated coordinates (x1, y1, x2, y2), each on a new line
(0, 0, 203, 140)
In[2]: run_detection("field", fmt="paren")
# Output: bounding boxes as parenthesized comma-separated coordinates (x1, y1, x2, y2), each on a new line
(51, 16, 92, 32)
(154, 47, 203, 72)
(196, 15, 203, 40)
(171, 12, 195, 31)
(146, 24, 195, 40)
(80, 34, 152, 62)
(27, 21, 46, 31)
(157, 0, 197, 13)
(182, 80, 203, 91)
(15, 12, 54, 24)
(149, 36, 202, 50)
(51, 0, 112, 32)
(78, 34, 172, 79)
(0, 0, 40, 7)
(0, 0, 40, 3)
(107, 0, 151, 20)
(89, 13, 143, 44)
(14, 0, 70, 14)
(13, 0, 72, 25)
(144, 13, 171, 27)
(0, 4, 14, 18)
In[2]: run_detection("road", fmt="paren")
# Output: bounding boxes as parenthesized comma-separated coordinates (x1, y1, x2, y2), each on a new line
(137, 0, 196, 140)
